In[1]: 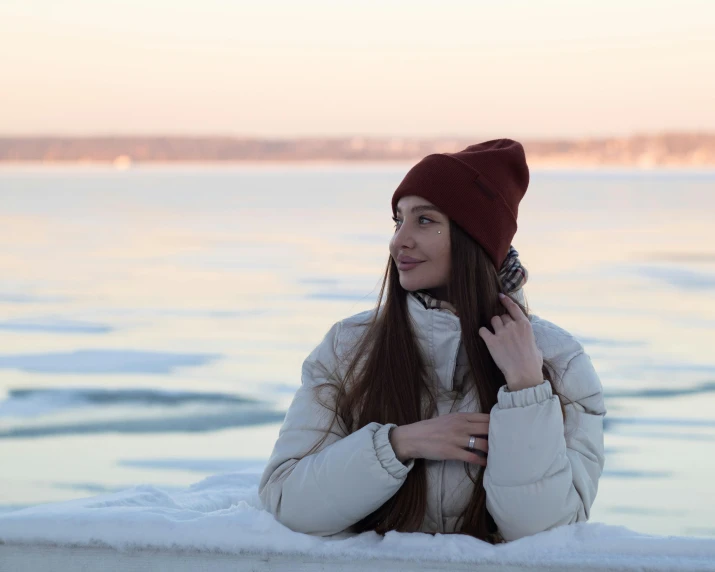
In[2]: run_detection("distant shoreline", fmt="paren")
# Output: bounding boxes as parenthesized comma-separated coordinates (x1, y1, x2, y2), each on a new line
(1, 133, 713, 168)
(1, 161, 714, 172)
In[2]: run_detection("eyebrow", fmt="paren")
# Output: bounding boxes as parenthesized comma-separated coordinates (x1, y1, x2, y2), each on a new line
(395, 204, 444, 215)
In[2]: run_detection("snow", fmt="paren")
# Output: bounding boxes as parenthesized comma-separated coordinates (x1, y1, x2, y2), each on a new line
(1, 472, 714, 571)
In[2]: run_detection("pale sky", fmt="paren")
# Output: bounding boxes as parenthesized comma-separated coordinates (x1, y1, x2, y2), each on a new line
(1, 0, 713, 138)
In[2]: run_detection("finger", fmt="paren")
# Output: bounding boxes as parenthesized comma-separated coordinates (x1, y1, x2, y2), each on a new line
(461, 412, 490, 423)
(478, 327, 494, 342)
(499, 293, 527, 322)
(458, 415, 489, 431)
(452, 447, 487, 466)
(490, 316, 505, 332)
(466, 423, 490, 436)
(460, 435, 489, 453)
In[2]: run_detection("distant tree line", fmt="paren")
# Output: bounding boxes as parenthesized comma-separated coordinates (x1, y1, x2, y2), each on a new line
(0, 133, 713, 166)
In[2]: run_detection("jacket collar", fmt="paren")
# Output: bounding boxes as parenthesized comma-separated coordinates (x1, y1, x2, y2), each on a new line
(400, 245, 529, 391)
(406, 293, 462, 391)
(405, 288, 526, 392)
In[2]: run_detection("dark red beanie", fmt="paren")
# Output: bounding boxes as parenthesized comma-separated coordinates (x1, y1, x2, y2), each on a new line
(391, 138, 529, 270)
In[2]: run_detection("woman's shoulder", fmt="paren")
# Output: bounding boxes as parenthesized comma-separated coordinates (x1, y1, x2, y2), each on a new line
(529, 314, 604, 408)
(305, 308, 376, 366)
(339, 307, 377, 331)
(529, 313, 584, 365)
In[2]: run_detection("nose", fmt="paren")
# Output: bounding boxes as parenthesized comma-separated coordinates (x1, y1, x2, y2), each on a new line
(392, 220, 416, 249)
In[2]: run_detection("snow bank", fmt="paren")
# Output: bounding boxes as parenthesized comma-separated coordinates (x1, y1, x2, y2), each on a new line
(1, 473, 714, 571)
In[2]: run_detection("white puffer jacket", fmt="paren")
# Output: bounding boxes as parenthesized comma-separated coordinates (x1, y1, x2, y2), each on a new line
(259, 289, 607, 541)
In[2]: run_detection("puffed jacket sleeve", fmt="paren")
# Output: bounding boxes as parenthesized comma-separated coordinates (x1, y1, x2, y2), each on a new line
(258, 320, 415, 536)
(483, 349, 606, 542)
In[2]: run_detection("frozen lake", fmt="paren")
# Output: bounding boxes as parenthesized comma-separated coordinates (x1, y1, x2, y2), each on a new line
(1, 164, 714, 538)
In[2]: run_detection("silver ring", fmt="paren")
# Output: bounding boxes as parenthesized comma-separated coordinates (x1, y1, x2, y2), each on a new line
(468, 435, 476, 450)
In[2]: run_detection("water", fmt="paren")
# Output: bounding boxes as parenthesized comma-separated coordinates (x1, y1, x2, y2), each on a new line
(1, 164, 714, 538)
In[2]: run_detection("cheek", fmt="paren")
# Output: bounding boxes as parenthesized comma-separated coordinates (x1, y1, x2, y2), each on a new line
(437, 239, 451, 273)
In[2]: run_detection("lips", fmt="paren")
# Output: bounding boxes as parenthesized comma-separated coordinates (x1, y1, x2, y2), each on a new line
(397, 256, 424, 271)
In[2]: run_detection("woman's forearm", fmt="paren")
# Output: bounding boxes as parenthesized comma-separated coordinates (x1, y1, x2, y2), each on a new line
(260, 421, 414, 536)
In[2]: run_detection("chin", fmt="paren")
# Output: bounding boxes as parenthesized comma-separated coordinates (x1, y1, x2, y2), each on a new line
(399, 276, 433, 292)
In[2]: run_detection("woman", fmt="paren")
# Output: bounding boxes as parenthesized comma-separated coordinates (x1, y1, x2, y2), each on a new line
(259, 139, 606, 544)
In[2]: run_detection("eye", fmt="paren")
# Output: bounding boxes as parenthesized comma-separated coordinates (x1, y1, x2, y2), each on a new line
(391, 216, 434, 230)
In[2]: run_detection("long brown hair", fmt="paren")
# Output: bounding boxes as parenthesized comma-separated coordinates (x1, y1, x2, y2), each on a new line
(301, 219, 566, 543)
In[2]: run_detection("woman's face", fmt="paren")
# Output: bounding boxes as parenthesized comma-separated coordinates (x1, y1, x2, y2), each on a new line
(389, 195, 451, 295)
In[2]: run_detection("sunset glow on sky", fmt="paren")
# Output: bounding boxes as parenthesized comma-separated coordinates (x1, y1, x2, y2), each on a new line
(1, 0, 713, 138)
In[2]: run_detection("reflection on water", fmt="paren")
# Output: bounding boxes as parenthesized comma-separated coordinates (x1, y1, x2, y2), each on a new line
(0, 318, 113, 333)
(635, 265, 715, 290)
(0, 349, 220, 374)
(0, 165, 714, 538)
(0, 387, 282, 438)
(602, 470, 673, 479)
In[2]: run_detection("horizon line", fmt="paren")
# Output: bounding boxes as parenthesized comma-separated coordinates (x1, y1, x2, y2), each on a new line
(1, 131, 714, 141)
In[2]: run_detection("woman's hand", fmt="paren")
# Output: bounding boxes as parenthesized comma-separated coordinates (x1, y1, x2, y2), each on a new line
(478, 293, 544, 392)
(389, 412, 489, 466)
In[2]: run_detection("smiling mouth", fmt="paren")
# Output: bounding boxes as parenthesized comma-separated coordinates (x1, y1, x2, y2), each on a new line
(398, 261, 424, 270)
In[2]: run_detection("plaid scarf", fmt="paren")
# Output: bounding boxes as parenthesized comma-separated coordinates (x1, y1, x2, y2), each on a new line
(412, 245, 528, 314)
